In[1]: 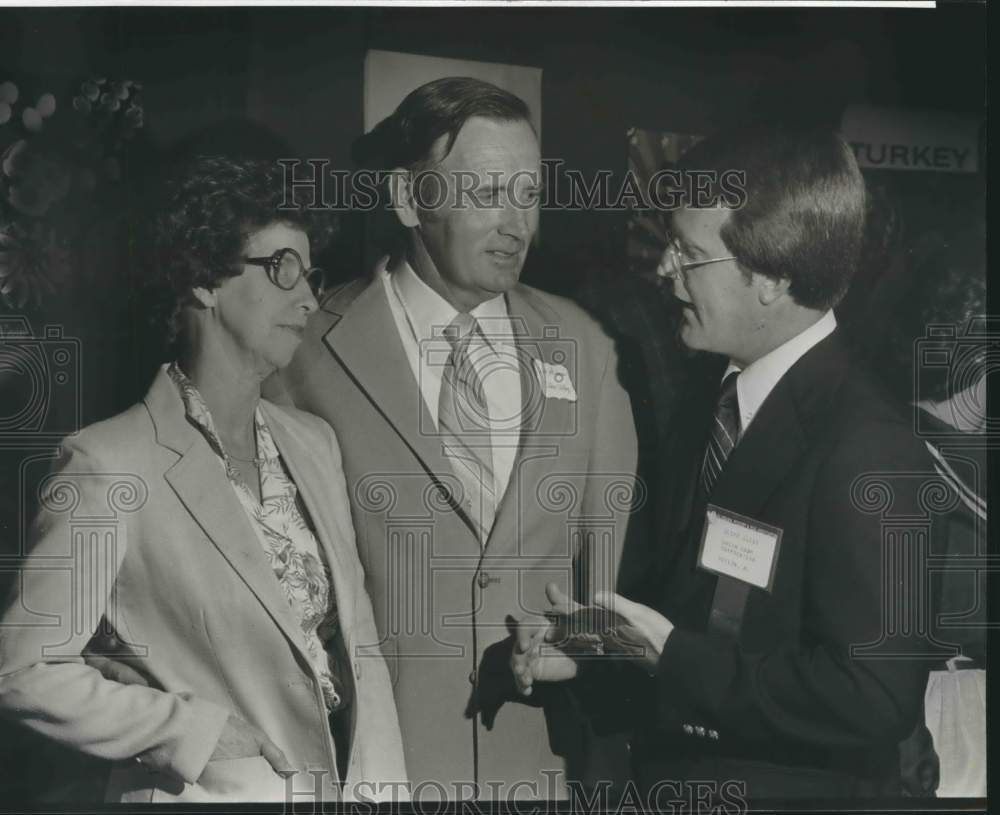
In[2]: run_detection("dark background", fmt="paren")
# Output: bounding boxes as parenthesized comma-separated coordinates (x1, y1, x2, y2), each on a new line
(0, 5, 987, 410)
(0, 4, 989, 803)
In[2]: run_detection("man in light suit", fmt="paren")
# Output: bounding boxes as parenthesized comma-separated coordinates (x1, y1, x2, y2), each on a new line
(514, 126, 939, 802)
(269, 77, 639, 798)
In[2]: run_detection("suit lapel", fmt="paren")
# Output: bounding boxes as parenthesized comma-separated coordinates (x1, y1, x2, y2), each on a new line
(484, 286, 576, 552)
(263, 403, 356, 639)
(144, 369, 313, 664)
(710, 332, 850, 520)
(321, 276, 483, 541)
(505, 285, 578, 442)
(321, 275, 458, 486)
(653, 359, 723, 587)
(656, 335, 849, 612)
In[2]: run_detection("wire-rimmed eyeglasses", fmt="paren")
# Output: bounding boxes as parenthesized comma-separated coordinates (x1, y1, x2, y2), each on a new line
(243, 247, 326, 296)
(656, 239, 737, 282)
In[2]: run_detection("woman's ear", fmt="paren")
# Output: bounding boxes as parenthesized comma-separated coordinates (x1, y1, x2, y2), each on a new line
(190, 286, 217, 309)
(389, 168, 420, 229)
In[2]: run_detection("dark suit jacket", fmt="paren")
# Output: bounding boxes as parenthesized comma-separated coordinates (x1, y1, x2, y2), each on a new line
(586, 331, 939, 801)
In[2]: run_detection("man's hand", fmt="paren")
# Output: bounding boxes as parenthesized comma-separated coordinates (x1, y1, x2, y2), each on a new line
(593, 591, 674, 673)
(207, 714, 296, 778)
(511, 583, 582, 698)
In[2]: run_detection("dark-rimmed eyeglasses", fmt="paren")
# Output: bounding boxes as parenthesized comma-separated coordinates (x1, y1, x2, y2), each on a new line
(243, 248, 326, 296)
(656, 239, 737, 282)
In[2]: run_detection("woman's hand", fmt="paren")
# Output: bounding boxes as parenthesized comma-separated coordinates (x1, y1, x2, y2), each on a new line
(208, 714, 296, 778)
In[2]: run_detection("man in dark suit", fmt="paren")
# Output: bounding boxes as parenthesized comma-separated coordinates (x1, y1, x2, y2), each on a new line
(513, 126, 937, 801)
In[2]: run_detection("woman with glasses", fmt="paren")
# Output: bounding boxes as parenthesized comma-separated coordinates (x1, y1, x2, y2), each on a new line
(0, 156, 407, 802)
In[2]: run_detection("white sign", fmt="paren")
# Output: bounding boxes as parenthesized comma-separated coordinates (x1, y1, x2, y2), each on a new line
(841, 104, 979, 174)
(698, 506, 782, 591)
(364, 50, 542, 139)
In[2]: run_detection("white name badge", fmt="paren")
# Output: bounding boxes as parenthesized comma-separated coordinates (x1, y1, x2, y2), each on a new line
(533, 358, 578, 401)
(697, 505, 783, 591)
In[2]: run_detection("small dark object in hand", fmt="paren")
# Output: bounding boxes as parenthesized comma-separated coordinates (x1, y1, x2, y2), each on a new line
(545, 606, 637, 656)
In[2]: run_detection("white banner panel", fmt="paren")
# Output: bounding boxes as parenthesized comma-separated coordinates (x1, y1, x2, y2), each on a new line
(363, 49, 542, 141)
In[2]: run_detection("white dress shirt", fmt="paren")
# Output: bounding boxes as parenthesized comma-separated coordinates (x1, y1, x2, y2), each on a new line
(726, 310, 837, 435)
(380, 257, 522, 499)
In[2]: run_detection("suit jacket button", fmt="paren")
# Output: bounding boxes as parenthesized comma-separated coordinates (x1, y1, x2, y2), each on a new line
(468, 670, 477, 685)
(695, 726, 706, 738)
(477, 571, 490, 589)
(354, 662, 362, 680)
(682, 724, 694, 735)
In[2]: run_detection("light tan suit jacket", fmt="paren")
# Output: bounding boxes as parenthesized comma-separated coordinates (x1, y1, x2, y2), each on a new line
(0, 367, 407, 802)
(268, 274, 640, 797)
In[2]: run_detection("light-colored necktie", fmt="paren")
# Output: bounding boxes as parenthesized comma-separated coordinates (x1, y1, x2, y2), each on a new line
(438, 313, 496, 541)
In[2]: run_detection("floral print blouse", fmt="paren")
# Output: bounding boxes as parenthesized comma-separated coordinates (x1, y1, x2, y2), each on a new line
(167, 363, 345, 712)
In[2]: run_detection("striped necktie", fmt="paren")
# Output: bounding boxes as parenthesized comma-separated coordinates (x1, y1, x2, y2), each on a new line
(701, 371, 741, 497)
(438, 312, 496, 542)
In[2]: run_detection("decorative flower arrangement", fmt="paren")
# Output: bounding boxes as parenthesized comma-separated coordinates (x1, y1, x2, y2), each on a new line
(0, 77, 144, 309)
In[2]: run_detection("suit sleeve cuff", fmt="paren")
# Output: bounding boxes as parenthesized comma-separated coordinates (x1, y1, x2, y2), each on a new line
(656, 627, 736, 724)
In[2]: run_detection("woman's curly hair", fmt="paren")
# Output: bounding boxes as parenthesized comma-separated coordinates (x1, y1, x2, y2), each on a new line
(145, 155, 335, 347)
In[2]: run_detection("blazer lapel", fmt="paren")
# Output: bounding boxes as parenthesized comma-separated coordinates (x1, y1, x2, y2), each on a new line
(262, 404, 355, 636)
(484, 286, 576, 552)
(710, 332, 850, 519)
(652, 359, 724, 587)
(321, 276, 460, 501)
(144, 369, 314, 664)
(506, 285, 578, 442)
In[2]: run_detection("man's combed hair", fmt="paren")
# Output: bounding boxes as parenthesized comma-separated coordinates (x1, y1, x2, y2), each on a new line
(146, 155, 333, 346)
(677, 126, 867, 311)
(351, 76, 533, 171)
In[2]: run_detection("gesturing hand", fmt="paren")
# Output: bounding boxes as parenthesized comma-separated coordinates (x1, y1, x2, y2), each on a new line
(511, 583, 582, 697)
(207, 714, 296, 778)
(592, 591, 674, 674)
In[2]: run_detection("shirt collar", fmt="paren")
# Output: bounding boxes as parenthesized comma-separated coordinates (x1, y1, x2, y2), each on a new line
(166, 362, 279, 468)
(726, 309, 837, 434)
(388, 258, 512, 352)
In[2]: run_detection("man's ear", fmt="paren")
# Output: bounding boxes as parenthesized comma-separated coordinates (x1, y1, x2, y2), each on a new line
(755, 273, 791, 306)
(191, 286, 217, 309)
(389, 168, 420, 229)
